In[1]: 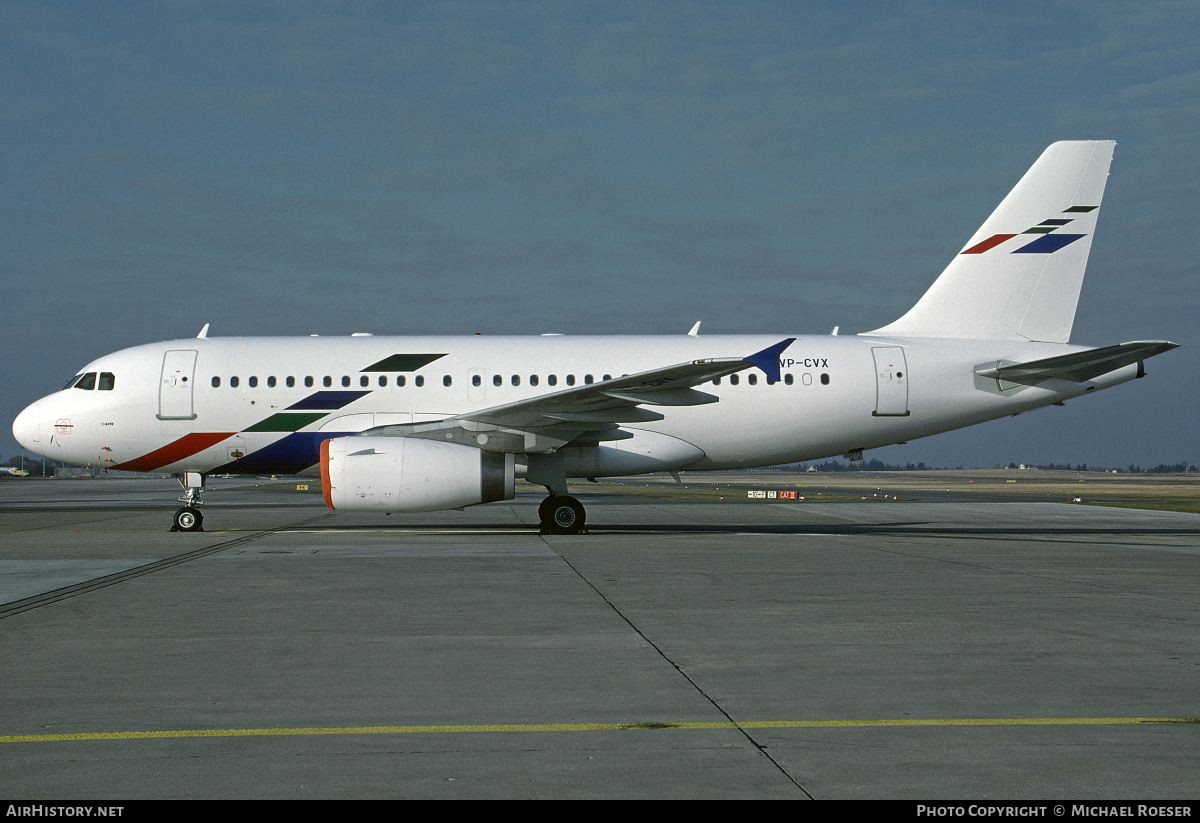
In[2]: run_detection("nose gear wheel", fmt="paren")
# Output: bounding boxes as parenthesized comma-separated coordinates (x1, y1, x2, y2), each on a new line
(172, 507, 204, 532)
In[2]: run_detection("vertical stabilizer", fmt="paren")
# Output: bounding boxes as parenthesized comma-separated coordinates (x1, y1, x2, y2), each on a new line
(868, 141, 1115, 342)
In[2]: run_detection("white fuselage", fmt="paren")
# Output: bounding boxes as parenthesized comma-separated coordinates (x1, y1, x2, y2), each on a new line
(12, 333, 1137, 477)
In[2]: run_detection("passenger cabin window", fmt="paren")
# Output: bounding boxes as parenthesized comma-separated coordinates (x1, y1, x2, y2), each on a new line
(231, 376, 240, 388)
(267, 376, 276, 388)
(472, 375, 482, 387)
(748, 374, 757, 385)
(379, 376, 387, 387)
(566, 375, 576, 386)
(286, 376, 295, 388)
(342, 376, 351, 387)
(249, 376, 258, 388)
(512, 375, 520, 386)
(397, 376, 406, 387)
(730, 374, 739, 385)
(548, 375, 557, 386)
(415, 376, 424, 387)
(443, 375, 452, 387)
(305, 376, 314, 387)
(493, 375, 502, 387)
(323, 376, 332, 387)
(530, 375, 539, 386)
(785, 374, 794, 385)
(212, 376, 221, 388)
(360, 376, 369, 387)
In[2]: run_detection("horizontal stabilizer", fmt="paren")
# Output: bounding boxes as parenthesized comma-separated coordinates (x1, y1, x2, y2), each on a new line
(975, 341, 1178, 385)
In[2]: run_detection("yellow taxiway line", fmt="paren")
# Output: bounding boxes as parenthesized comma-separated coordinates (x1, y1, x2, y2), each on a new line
(2, 716, 1196, 744)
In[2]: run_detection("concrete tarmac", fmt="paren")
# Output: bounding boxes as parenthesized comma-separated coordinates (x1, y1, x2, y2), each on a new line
(1, 477, 1198, 799)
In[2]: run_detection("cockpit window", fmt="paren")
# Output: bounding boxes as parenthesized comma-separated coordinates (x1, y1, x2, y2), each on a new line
(62, 374, 83, 390)
(98, 372, 115, 391)
(74, 372, 97, 391)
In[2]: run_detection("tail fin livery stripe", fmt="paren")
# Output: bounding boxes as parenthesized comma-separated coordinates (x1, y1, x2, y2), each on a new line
(1013, 234, 1086, 254)
(867, 141, 1116, 343)
(962, 234, 1016, 254)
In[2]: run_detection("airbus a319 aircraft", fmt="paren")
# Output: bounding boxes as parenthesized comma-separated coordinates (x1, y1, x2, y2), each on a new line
(12, 141, 1177, 534)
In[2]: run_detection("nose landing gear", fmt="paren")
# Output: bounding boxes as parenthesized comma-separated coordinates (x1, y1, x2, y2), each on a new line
(171, 471, 206, 532)
(172, 506, 204, 532)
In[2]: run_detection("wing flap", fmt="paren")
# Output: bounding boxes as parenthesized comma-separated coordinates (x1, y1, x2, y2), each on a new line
(544, 408, 666, 423)
(601, 388, 719, 406)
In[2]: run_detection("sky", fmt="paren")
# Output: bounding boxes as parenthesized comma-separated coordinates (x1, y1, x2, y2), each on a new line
(2, 0, 1197, 469)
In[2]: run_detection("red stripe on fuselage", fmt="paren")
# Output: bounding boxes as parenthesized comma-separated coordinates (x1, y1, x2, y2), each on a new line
(114, 432, 237, 472)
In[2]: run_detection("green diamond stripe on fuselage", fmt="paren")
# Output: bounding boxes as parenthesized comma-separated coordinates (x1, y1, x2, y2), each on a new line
(361, 353, 448, 372)
(243, 412, 328, 433)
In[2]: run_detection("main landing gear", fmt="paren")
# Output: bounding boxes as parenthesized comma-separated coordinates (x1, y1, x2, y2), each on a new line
(528, 453, 588, 537)
(171, 472, 205, 532)
(527, 453, 586, 535)
(538, 495, 586, 535)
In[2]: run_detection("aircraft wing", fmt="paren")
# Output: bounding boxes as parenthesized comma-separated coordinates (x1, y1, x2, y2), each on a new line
(361, 338, 795, 452)
(975, 340, 1178, 385)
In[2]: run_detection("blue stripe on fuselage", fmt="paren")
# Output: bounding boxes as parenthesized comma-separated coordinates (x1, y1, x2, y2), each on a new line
(286, 391, 370, 411)
(213, 432, 350, 475)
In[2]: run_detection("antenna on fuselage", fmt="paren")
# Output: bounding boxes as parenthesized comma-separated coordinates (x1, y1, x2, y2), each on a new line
(687, 321, 701, 336)
(197, 324, 210, 339)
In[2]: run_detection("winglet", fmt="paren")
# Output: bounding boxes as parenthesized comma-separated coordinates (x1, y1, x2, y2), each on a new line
(743, 338, 795, 383)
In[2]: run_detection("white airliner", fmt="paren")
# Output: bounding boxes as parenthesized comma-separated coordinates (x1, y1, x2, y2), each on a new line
(11, 141, 1177, 534)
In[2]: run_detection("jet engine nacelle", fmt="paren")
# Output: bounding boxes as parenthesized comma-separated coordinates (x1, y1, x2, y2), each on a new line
(321, 436, 515, 512)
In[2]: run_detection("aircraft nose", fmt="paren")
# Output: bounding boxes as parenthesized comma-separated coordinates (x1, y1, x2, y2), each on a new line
(12, 399, 44, 453)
